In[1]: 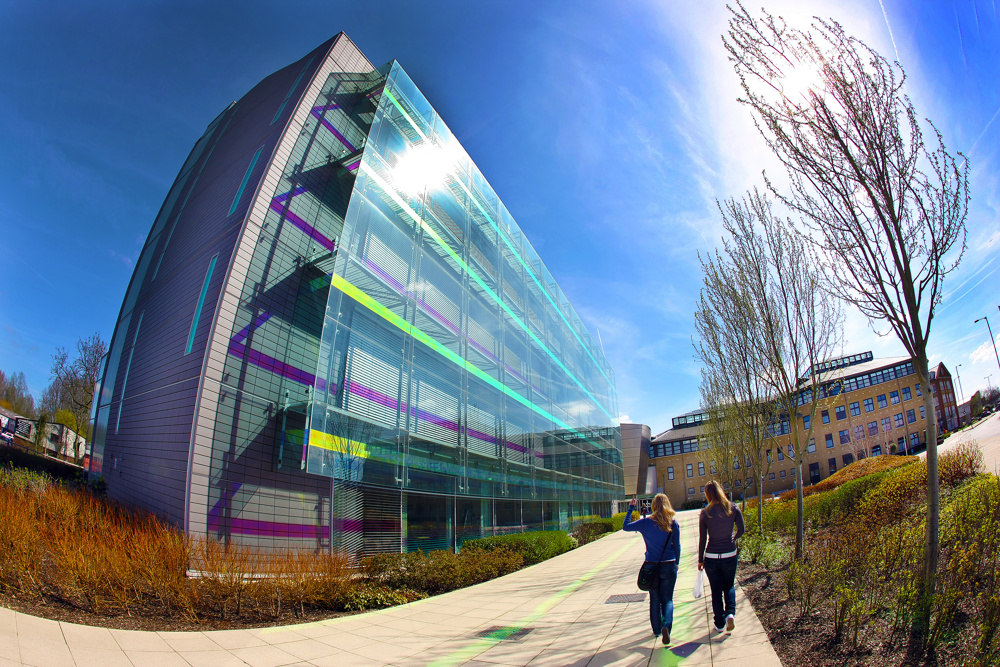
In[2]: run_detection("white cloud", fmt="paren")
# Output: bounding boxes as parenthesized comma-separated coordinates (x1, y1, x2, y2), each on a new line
(971, 337, 1000, 364)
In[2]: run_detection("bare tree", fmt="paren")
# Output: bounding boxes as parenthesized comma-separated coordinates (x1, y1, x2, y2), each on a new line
(721, 191, 842, 559)
(695, 206, 778, 533)
(0, 370, 37, 418)
(725, 3, 968, 626)
(51, 333, 107, 465)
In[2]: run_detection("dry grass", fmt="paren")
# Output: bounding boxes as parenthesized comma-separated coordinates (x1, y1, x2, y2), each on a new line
(0, 466, 355, 623)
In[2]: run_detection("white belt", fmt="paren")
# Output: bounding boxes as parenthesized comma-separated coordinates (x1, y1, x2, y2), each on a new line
(703, 550, 737, 559)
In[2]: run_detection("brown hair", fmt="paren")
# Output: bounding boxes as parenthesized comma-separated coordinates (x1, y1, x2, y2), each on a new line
(651, 493, 676, 533)
(705, 480, 732, 516)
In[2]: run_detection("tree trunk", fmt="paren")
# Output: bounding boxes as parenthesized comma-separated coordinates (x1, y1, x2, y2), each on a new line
(916, 355, 940, 638)
(757, 473, 764, 533)
(795, 462, 804, 559)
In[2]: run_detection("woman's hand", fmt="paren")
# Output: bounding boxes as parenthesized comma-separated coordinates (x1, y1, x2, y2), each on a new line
(698, 562, 704, 571)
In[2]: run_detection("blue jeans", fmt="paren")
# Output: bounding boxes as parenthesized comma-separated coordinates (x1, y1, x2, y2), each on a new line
(648, 561, 678, 635)
(704, 554, 738, 629)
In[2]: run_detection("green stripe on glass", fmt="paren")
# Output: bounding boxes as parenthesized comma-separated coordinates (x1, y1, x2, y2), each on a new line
(186, 254, 218, 355)
(330, 271, 577, 435)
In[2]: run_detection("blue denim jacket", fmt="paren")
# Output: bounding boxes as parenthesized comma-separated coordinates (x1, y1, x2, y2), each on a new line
(622, 506, 681, 562)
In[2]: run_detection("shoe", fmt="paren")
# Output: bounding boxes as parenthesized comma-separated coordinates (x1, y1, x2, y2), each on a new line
(662, 627, 670, 645)
(726, 614, 735, 632)
(715, 624, 726, 633)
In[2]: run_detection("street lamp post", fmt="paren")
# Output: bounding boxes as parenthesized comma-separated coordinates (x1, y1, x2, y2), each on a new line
(955, 363, 965, 403)
(974, 316, 1000, 376)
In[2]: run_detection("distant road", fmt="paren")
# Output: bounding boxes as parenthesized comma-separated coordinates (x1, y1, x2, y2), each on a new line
(922, 412, 1000, 475)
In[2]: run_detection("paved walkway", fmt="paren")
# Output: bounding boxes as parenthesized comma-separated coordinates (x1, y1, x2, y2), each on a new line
(929, 412, 1000, 474)
(0, 510, 781, 667)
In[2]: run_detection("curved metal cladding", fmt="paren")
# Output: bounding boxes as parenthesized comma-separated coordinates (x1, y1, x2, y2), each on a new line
(89, 34, 376, 533)
(297, 62, 624, 555)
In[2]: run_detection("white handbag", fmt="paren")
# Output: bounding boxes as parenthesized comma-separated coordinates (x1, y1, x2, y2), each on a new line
(693, 569, 705, 599)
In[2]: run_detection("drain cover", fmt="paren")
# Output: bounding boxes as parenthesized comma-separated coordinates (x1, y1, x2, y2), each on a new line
(475, 626, 534, 641)
(606, 593, 647, 603)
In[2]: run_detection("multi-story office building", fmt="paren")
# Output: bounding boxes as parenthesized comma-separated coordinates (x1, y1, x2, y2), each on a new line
(642, 353, 938, 508)
(929, 363, 960, 431)
(89, 33, 623, 554)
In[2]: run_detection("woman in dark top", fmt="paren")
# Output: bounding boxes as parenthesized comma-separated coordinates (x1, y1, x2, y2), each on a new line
(623, 493, 681, 645)
(698, 480, 745, 633)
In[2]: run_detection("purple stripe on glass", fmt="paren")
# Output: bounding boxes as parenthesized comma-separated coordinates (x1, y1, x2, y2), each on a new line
(229, 341, 328, 391)
(311, 105, 356, 151)
(269, 197, 338, 252)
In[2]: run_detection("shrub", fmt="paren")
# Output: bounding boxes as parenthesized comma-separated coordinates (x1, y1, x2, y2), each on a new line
(611, 511, 628, 531)
(680, 499, 704, 511)
(776, 455, 917, 502)
(360, 547, 524, 595)
(938, 441, 983, 488)
(337, 582, 413, 611)
(572, 519, 613, 545)
(461, 530, 574, 565)
(739, 532, 786, 567)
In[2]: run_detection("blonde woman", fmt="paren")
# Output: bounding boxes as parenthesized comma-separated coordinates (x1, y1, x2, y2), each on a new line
(698, 480, 745, 633)
(623, 493, 680, 645)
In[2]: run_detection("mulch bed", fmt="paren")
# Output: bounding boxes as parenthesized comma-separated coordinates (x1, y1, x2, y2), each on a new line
(738, 561, 975, 667)
(0, 590, 360, 632)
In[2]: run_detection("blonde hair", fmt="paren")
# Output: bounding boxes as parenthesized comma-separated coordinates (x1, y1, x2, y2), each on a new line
(705, 480, 732, 516)
(650, 493, 675, 533)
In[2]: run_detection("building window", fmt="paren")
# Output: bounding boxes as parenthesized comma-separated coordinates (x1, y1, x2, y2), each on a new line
(858, 450, 867, 460)
(803, 414, 811, 430)
(877, 394, 888, 409)
(777, 449, 785, 461)
(724, 481, 730, 489)
(920, 405, 925, 419)
(735, 479, 742, 487)
(854, 425, 865, 441)
(788, 445, 794, 458)
(902, 386, 912, 401)
(868, 421, 878, 437)
(667, 467, 674, 481)
(890, 390, 900, 405)
(916, 383, 922, 396)
(843, 453, 854, 466)
(864, 398, 875, 412)
(822, 410, 831, 424)
(733, 458, 740, 470)
(825, 433, 834, 448)
(881, 417, 892, 432)
(907, 409, 916, 424)
(769, 472, 775, 481)
(897, 436, 906, 451)
(808, 439, 816, 454)
(910, 433, 920, 449)
(872, 445, 882, 456)
(850, 402, 861, 417)
(780, 469, 787, 478)
(835, 406, 847, 421)
(688, 487, 695, 496)
(839, 429, 850, 444)
(698, 462, 705, 476)
(710, 462, 717, 474)
(700, 485, 705, 493)
(894, 413, 904, 428)
(687, 464, 694, 478)
(829, 458, 837, 474)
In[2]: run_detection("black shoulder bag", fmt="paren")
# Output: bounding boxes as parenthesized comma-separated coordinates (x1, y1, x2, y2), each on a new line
(637, 528, 671, 591)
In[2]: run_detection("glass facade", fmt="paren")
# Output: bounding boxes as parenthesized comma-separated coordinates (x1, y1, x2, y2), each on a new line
(292, 63, 622, 553)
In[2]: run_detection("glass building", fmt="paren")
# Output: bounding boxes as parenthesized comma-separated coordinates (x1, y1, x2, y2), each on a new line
(89, 33, 622, 554)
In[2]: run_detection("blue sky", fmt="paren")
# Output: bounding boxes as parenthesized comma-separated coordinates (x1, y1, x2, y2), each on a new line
(1, 0, 998, 433)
